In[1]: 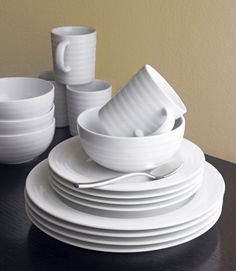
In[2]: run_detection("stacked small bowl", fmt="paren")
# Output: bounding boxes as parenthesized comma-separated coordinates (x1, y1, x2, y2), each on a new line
(0, 77, 55, 164)
(49, 26, 112, 136)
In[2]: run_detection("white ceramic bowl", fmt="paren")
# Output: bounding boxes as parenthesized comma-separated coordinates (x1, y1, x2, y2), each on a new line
(0, 105, 54, 135)
(0, 77, 54, 120)
(0, 118, 55, 164)
(77, 108, 185, 172)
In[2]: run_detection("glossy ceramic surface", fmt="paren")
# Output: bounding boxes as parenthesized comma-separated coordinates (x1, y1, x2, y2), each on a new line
(25, 193, 222, 238)
(39, 71, 68, 127)
(98, 64, 186, 137)
(25, 160, 225, 231)
(51, 26, 96, 85)
(26, 204, 221, 246)
(66, 80, 112, 136)
(77, 108, 185, 172)
(49, 178, 201, 218)
(0, 105, 54, 134)
(25, 203, 221, 252)
(0, 77, 54, 120)
(49, 171, 202, 205)
(48, 137, 204, 192)
(0, 119, 55, 164)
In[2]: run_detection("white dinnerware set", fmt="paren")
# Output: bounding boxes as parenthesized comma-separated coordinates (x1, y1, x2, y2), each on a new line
(0, 77, 55, 164)
(40, 26, 112, 135)
(24, 32, 225, 253)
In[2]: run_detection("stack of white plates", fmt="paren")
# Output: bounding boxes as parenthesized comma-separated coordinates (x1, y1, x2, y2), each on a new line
(24, 137, 225, 253)
(47, 137, 205, 217)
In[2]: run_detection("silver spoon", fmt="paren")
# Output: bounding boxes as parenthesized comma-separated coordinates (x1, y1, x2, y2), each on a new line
(73, 158, 183, 189)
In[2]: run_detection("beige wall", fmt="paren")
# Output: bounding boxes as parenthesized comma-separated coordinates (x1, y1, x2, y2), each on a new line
(1, 0, 236, 162)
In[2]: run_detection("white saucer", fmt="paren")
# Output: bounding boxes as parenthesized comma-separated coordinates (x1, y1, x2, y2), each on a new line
(48, 137, 205, 192)
(25, 192, 222, 238)
(25, 205, 221, 253)
(50, 172, 202, 205)
(25, 159, 225, 231)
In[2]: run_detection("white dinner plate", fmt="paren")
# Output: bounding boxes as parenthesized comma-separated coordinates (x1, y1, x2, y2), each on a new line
(25, 192, 222, 238)
(49, 178, 201, 218)
(25, 159, 225, 231)
(26, 204, 221, 246)
(48, 137, 205, 192)
(26, 206, 221, 253)
(49, 169, 203, 203)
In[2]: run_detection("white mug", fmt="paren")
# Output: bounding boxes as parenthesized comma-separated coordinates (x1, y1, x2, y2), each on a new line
(38, 71, 68, 127)
(99, 64, 187, 137)
(66, 80, 112, 136)
(51, 26, 96, 85)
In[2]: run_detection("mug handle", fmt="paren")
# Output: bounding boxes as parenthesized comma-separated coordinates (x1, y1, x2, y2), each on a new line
(153, 108, 175, 135)
(55, 40, 71, 73)
(133, 108, 176, 137)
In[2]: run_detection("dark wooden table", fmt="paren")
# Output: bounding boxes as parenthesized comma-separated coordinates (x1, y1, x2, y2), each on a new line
(0, 128, 235, 271)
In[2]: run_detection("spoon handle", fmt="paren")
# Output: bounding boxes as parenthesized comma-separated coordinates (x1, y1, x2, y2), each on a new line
(74, 172, 154, 189)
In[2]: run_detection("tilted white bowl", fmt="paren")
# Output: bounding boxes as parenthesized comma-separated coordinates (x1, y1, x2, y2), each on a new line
(0, 118, 55, 164)
(0, 105, 55, 135)
(77, 108, 185, 172)
(0, 77, 54, 120)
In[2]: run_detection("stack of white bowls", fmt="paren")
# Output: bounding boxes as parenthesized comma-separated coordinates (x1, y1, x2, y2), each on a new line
(25, 61, 225, 253)
(0, 77, 55, 164)
(49, 26, 112, 136)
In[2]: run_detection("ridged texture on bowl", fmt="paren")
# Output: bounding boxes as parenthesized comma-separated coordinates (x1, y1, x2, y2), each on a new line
(78, 108, 185, 172)
(0, 105, 54, 134)
(99, 65, 185, 137)
(0, 78, 54, 120)
(67, 88, 111, 136)
(0, 119, 55, 164)
(51, 33, 96, 85)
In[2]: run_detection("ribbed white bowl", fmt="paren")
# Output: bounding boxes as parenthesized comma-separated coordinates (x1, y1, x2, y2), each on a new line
(0, 119, 55, 164)
(0, 77, 54, 120)
(38, 71, 68, 128)
(0, 105, 54, 134)
(51, 26, 96, 85)
(67, 80, 112, 136)
(99, 64, 186, 137)
(77, 108, 185, 172)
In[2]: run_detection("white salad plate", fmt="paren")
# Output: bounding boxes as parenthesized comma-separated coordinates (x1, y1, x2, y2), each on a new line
(25, 204, 221, 253)
(49, 172, 202, 205)
(49, 177, 201, 218)
(25, 159, 225, 231)
(48, 137, 205, 192)
(25, 192, 221, 238)
(49, 167, 204, 200)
